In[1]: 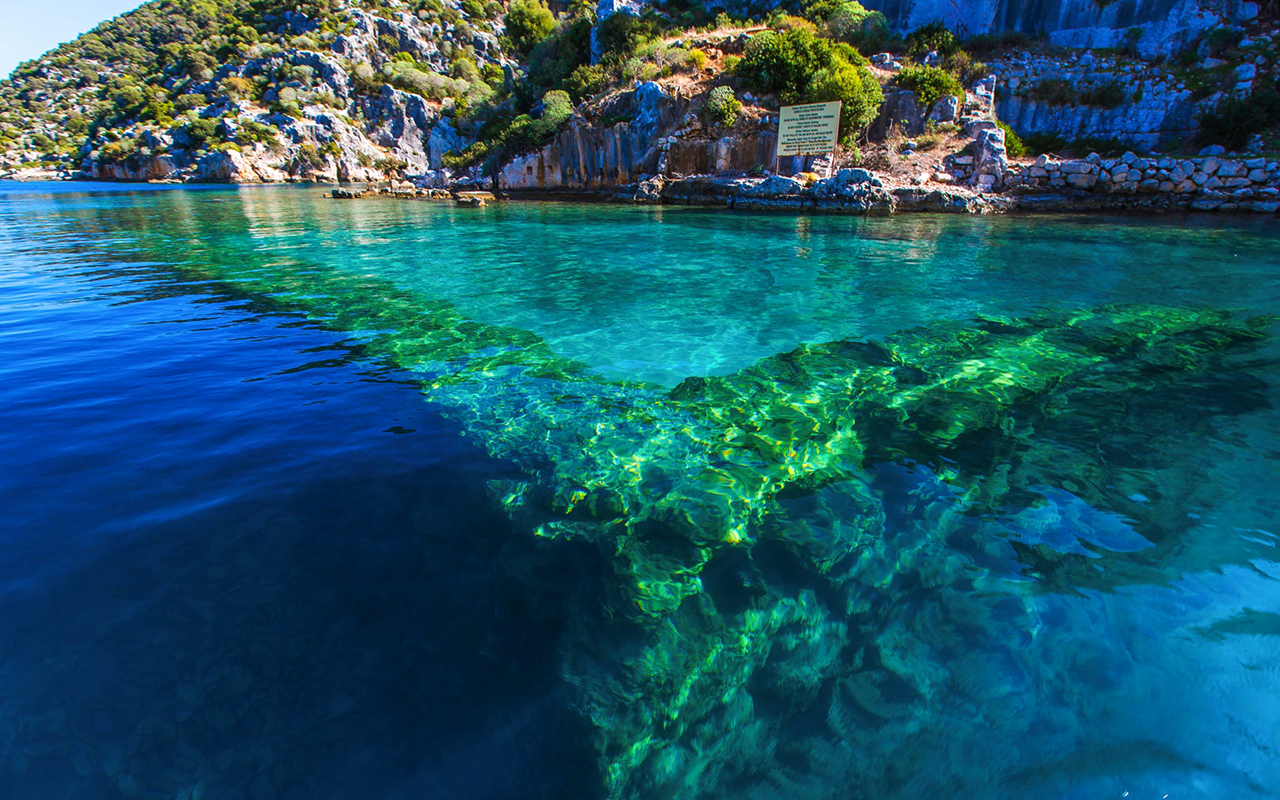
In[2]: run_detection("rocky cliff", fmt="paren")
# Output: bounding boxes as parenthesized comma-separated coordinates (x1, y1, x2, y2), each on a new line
(0, 0, 508, 182)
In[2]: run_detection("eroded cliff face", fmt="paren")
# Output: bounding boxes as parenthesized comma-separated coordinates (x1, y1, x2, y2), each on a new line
(824, 0, 1252, 56)
(495, 82, 826, 192)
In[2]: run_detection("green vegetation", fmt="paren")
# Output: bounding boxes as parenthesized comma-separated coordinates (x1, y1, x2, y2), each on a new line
(705, 85, 740, 126)
(737, 27, 881, 142)
(893, 65, 964, 109)
(504, 0, 556, 55)
(1027, 78, 1130, 108)
(1078, 80, 1129, 108)
(804, 0, 892, 53)
(1028, 78, 1077, 105)
(961, 30, 1031, 57)
(997, 120, 1025, 157)
(942, 49, 987, 84)
(1197, 77, 1280, 150)
(905, 20, 958, 57)
(1020, 132, 1134, 157)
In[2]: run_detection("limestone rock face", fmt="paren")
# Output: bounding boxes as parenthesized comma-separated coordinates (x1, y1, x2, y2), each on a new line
(928, 95, 961, 124)
(362, 86, 439, 172)
(870, 90, 926, 139)
(857, 0, 1243, 58)
(428, 118, 466, 170)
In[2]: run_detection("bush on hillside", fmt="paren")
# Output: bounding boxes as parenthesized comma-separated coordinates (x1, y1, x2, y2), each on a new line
(527, 17, 593, 89)
(1197, 78, 1280, 150)
(182, 117, 220, 148)
(738, 28, 866, 103)
(596, 11, 662, 59)
(824, 1, 892, 53)
(705, 86, 741, 126)
(1079, 80, 1129, 108)
(942, 49, 987, 84)
(893, 65, 964, 109)
(997, 120, 1025, 158)
(505, 0, 556, 55)
(563, 64, 607, 102)
(905, 21, 958, 57)
(739, 28, 882, 141)
(805, 64, 883, 144)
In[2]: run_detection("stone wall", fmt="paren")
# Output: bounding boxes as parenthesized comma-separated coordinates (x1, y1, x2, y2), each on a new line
(1004, 152, 1280, 211)
(992, 52, 1206, 149)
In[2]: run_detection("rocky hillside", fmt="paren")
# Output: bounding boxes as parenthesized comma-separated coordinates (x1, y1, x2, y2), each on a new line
(0, 0, 507, 181)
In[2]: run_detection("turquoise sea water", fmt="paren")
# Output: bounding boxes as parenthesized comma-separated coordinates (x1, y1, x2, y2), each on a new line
(1, 182, 1279, 800)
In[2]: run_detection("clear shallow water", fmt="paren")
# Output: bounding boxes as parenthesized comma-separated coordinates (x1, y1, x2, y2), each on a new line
(1, 182, 1279, 800)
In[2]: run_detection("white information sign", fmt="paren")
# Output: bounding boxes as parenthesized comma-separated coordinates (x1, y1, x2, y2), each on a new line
(776, 101, 842, 157)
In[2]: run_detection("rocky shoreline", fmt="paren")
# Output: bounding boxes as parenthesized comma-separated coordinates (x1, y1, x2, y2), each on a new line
(335, 154, 1280, 216)
(12, 147, 1278, 218)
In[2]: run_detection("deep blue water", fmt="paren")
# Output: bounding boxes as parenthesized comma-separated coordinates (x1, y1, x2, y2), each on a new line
(1, 182, 1279, 800)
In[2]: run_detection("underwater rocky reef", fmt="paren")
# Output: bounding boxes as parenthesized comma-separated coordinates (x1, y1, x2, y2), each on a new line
(96, 208, 1277, 798)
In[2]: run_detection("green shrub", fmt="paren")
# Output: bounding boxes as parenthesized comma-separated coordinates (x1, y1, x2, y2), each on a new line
(351, 62, 385, 95)
(961, 30, 1030, 57)
(1027, 78, 1076, 105)
(563, 64, 607, 102)
(942, 49, 987, 84)
(505, 0, 556, 55)
(738, 28, 843, 103)
(175, 93, 209, 112)
(291, 143, 328, 171)
(527, 17, 592, 90)
(373, 155, 409, 175)
(805, 63, 883, 143)
(596, 11, 661, 59)
(705, 85, 741, 126)
(1197, 78, 1280, 150)
(183, 117, 220, 148)
(1022, 131, 1067, 155)
(799, 0, 845, 23)
(825, 1, 892, 53)
(541, 89, 573, 127)
(98, 137, 141, 164)
(997, 120, 1025, 158)
(1079, 80, 1128, 108)
(893, 65, 964, 109)
(905, 21, 957, 57)
(233, 120, 279, 147)
(737, 28, 882, 141)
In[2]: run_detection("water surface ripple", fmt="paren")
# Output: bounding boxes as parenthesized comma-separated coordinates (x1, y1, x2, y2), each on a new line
(1, 182, 1278, 800)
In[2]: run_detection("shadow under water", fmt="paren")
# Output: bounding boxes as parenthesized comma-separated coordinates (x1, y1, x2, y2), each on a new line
(3, 185, 1280, 800)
